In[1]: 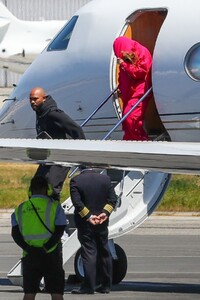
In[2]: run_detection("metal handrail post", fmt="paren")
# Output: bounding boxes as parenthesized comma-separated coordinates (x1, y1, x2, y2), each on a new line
(103, 87, 152, 140)
(68, 87, 152, 178)
(80, 87, 118, 127)
(68, 87, 118, 178)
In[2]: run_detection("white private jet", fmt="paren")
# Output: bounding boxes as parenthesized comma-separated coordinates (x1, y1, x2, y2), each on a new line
(0, 0, 200, 286)
(0, 2, 66, 73)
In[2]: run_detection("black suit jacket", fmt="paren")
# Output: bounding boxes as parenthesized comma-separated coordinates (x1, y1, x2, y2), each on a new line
(70, 169, 117, 226)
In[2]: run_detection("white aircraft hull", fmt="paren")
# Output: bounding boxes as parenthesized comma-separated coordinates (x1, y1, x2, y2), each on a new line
(1, 0, 200, 285)
(0, 0, 199, 143)
(0, 2, 66, 73)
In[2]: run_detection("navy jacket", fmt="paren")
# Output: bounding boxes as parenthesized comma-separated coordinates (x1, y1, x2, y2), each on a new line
(70, 169, 117, 226)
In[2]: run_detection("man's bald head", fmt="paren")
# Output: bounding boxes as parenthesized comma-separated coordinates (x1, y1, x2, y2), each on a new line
(29, 87, 47, 111)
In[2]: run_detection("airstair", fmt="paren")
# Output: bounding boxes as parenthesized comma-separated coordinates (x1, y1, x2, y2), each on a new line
(7, 87, 171, 286)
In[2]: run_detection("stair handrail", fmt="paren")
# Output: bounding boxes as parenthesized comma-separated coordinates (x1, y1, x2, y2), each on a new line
(80, 86, 118, 127)
(103, 86, 152, 140)
(114, 170, 126, 210)
(68, 87, 118, 178)
(68, 86, 152, 178)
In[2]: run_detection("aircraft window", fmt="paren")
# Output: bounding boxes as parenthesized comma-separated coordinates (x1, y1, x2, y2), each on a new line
(47, 16, 78, 51)
(184, 43, 200, 81)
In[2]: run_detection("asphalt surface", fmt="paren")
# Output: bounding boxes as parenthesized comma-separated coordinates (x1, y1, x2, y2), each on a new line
(0, 212, 199, 299)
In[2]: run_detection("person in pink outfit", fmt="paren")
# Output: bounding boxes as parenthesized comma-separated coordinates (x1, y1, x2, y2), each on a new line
(113, 36, 152, 140)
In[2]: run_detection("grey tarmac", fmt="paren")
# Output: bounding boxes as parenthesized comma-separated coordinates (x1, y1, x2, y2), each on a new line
(0, 212, 199, 299)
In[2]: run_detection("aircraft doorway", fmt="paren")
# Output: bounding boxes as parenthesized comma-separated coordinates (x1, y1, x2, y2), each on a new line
(112, 9, 169, 141)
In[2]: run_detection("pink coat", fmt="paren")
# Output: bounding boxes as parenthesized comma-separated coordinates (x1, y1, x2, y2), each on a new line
(113, 37, 152, 140)
(113, 36, 152, 106)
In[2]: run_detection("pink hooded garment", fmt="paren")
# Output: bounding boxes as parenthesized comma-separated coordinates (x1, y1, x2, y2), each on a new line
(113, 36, 152, 140)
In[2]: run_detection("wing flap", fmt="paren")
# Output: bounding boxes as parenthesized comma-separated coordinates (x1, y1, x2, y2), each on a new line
(0, 139, 200, 175)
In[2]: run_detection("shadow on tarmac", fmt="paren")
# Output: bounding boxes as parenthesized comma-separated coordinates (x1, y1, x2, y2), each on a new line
(111, 281, 200, 294)
(0, 278, 12, 286)
(63, 281, 200, 294)
(0, 278, 200, 296)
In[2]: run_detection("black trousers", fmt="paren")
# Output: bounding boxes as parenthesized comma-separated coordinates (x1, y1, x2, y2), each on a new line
(22, 245, 65, 294)
(34, 164, 70, 201)
(77, 221, 112, 291)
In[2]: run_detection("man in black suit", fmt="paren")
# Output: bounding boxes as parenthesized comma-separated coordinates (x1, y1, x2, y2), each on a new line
(70, 167, 117, 294)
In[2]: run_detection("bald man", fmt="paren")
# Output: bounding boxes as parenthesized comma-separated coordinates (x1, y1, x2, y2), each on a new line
(30, 87, 85, 201)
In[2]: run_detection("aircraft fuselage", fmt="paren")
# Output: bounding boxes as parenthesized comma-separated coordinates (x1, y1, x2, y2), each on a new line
(0, 0, 199, 143)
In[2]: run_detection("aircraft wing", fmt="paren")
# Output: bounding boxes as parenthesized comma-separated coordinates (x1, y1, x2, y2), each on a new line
(0, 139, 199, 175)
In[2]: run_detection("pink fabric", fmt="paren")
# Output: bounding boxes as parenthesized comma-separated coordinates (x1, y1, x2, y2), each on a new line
(113, 36, 152, 140)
